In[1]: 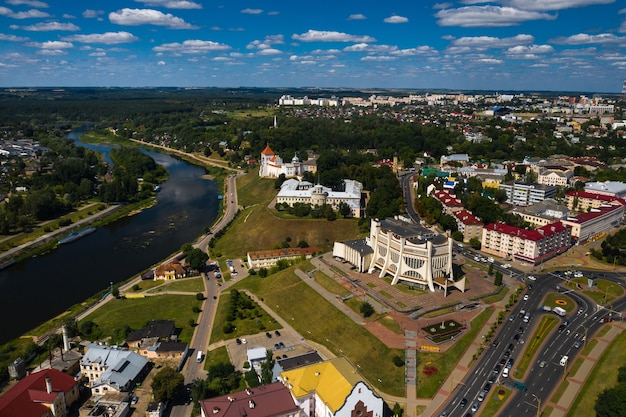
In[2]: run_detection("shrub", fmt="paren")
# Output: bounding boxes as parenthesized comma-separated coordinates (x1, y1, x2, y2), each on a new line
(223, 323, 235, 334)
(392, 355, 404, 367)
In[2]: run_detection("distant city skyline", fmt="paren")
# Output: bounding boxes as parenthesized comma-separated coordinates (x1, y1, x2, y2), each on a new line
(0, 0, 625, 92)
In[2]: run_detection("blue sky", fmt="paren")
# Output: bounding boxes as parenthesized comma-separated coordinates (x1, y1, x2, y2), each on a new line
(1, 0, 626, 92)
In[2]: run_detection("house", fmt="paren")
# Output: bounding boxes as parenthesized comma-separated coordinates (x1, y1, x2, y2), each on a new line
(79, 392, 130, 417)
(199, 382, 301, 417)
(0, 368, 81, 417)
(247, 247, 321, 270)
(537, 170, 573, 187)
(140, 341, 188, 371)
(80, 345, 151, 395)
(430, 189, 463, 215)
(280, 357, 383, 417)
(247, 347, 270, 374)
(271, 351, 324, 383)
(126, 320, 176, 349)
(154, 261, 186, 280)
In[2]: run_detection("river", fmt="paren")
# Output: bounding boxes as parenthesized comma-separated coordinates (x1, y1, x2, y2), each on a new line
(0, 130, 220, 345)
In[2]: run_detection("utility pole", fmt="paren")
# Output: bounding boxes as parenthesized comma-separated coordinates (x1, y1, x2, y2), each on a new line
(532, 394, 542, 417)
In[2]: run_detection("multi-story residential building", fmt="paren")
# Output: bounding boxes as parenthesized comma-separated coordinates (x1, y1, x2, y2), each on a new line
(481, 221, 571, 265)
(498, 182, 557, 206)
(565, 190, 625, 213)
(561, 203, 625, 242)
(538, 169, 573, 187)
(280, 357, 383, 417)
(276, 179, 363, 218)
(452, 209, 483, 242)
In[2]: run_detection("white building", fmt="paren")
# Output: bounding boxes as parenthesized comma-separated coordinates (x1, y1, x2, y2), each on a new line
(498, 182, 557, 206)
(259, 145, 317, 179)
(584, 181, 626, 199)
(538, 170, 573, 187)
(80, 345, 151, 394)
(367, 217, 462, 293)
(276, 179, 363, 218)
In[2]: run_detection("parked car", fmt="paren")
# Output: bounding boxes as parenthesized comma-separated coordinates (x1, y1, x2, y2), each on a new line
(460, 398, 468, 408)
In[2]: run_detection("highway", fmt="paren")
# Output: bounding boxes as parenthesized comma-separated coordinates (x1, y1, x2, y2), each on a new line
(438, 271, 625, 417)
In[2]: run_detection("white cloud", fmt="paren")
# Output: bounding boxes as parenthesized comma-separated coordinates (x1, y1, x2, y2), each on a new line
(551, 33, 626, 45)
(19, 21, 80, 31)
(241, 8, 263, 14)
(37, 49, 66, 55)
(153, 39, 231, 53)
(619, 8, 626, 14)
(63, 32, 139, 45)
(158, 60, 166, 65)
(384, 15, 409, 24)
(88, 51, 106, 57)
(347, 13, 366, 20)
(0, 6, 49, 19)
(312, 48, 341, 55)
(620, 20, 626, 34)
(268, 11, 279, 16)
(449, 34, 534, 47)
(476, 58, 504, 64)
(506, 44, 554, 55)
(503, 0, 614, 12)
(436, 6, 555, 27)
(6, 0, 48, 8)
(135, 0, 202, 9)
(82, 9, 104, 18)
(109, 8, 197, 29)
(433, 2, 454, 9)
(343, 43, 397, 53)
(0, 33, 28, 41)
(30, 40, 73, 49)
(257, 48, 282, 55)
(246, 34, 284, 50)
(292, 30, 376, 43)
(390, 46, 439, 56)
(361, 55, 396, 61)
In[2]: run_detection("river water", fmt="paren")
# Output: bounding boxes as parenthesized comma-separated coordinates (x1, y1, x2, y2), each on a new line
(0, 131, 220, 345)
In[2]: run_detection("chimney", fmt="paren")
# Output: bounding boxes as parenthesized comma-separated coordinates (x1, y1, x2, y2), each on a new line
(248, 400, 255, 409)
(62, 326, 70, 351)
(45, 377, 52, 394)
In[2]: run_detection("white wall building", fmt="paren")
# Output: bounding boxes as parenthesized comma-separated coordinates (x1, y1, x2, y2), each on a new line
(276, 179, 363, 218)
(259, 145, 317, 179)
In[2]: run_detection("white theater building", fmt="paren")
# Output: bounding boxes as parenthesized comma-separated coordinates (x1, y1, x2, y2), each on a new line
(365, 217, 463, 293)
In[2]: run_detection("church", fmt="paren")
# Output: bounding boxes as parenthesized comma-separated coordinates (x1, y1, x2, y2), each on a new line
(259, 144, 317, 178)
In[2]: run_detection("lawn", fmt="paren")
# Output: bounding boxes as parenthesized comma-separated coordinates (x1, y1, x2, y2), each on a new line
(480, 386, 512, 417)
(232, 266, 406, 397)
(416, 307, 493, 398)
(580, 339, 598, 356)
(379, 315, 403, 334)
(514, 315, 558, 377)
(211, 172, 362, 260)
(550, 380, 570, 404)
(205, 345, 231, 371)
(209, 290, 280, 344)
(313, 270, 351, 297)
(146, 276, 205, 294)
(542, 292, 576, 312)
(567, 330, 626, 417)
(482, 286, 509, 304)
(81, 294, 202, 343)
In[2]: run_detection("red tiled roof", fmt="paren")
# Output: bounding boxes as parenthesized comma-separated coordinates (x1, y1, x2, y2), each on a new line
(200, 382, 299, 417)
(0, 368, 77, 417)
(566, 190, 626, 206)
(432, 190, 463, 207)
(261, 145, 274, 156)
(453, 209, 482, 225)
(484, 221, 570, 242)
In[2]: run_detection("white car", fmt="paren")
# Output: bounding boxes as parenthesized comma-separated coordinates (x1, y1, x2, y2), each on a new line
(502, 367, 509, 378)
(527, 275, 536, 281)
(523, 294, 529, 301)
(574, 271, 583, 278)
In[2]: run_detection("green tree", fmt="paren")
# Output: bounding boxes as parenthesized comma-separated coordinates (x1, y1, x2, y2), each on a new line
(595, 383, 626, 417)
(360, 301, 375, 318)
(187, 248, 209, 270)
(488, 263, 494, 276)
(469, 237, 481, 250)
(494, 271, 503, 286)
(151, 367, 184, 403)
(260, 349, 274, 384)
(451, 230, 464, 242)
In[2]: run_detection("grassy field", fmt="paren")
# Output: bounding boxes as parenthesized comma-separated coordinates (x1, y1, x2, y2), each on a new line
(205, 345, 231, 371)
(542, 292, 576, 312)
(480, 387, 512, 417)
(231, 265, 406, 397)
(550, 380, 570, 404)
(566, 329, 626, 417)
(81, 294, 202, 343)
(580, 339, 598, 355)
(514, 315, 558, 377)
(416, 307, 493, 398)
(146, 276, 205, 294)
(209, 290, 280, 343)
(313, 270, 351, 297)
(211, 172, 363, 260)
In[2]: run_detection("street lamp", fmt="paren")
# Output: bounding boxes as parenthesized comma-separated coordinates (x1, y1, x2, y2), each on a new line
(110, 281, 113, 295)
(532, 393, 542, 417)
